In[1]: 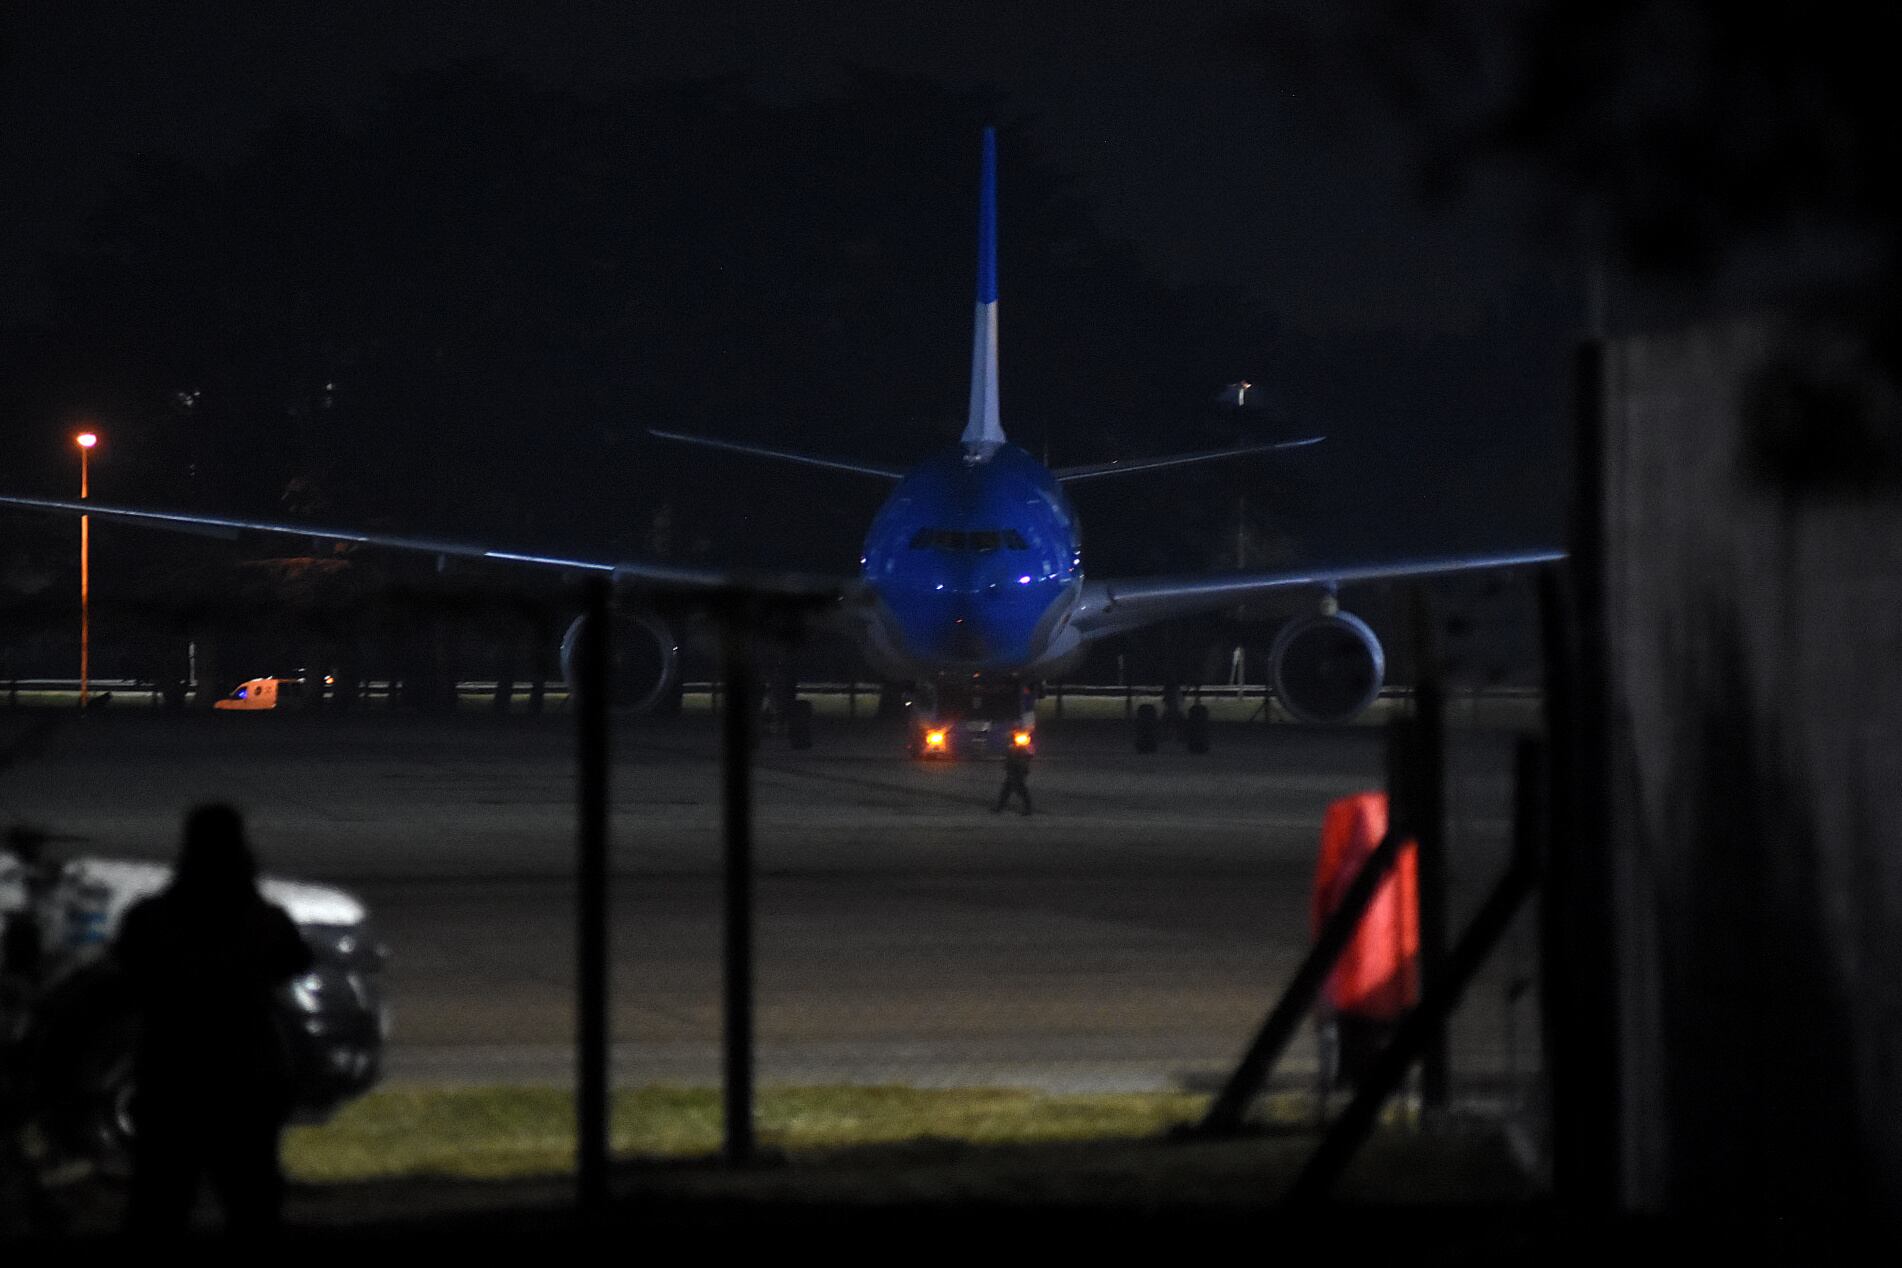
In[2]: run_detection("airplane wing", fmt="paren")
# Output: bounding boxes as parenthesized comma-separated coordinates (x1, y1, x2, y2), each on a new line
(1069, 548, 1565, 641)
(647, 429, 905, 480)
(647, 431, 1324, 484)
(0, 493, 846, 600)
(1052, 435, 1324, 483)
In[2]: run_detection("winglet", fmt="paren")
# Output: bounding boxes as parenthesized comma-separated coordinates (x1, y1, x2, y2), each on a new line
(961, 127, 1005, 460)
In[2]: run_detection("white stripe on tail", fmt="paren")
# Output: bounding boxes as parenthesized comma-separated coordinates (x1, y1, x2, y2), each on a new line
(961, 127, 1005, 460)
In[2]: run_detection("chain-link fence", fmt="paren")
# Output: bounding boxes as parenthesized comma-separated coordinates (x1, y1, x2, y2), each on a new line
(0, 570, 1556, 1235)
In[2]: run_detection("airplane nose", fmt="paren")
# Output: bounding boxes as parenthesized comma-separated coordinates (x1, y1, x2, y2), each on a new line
(944, 618, 987, 660)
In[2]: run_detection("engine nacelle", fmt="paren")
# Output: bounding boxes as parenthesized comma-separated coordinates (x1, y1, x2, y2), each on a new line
(1268, 609, 1385, 725)
(560, 610, 681, 712)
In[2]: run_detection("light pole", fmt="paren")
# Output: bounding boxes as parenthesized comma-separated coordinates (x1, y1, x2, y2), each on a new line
(76, 431, 97, 708)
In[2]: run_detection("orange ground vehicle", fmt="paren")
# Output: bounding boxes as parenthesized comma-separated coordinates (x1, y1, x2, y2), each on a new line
(212, 677, 295, 710)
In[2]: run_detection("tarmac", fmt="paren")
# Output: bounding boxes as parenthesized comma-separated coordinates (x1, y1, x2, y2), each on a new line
(10, 706, 1886, 1257)
(0, 704, 1541, 1099)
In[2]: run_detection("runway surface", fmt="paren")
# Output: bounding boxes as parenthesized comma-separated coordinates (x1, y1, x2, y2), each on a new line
(0, 708, 1543, 1095)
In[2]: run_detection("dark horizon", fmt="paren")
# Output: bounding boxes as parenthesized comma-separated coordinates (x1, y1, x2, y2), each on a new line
(0, 5, 1583, 587)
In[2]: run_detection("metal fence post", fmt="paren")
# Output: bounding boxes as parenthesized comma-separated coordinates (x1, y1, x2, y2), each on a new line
(575, 577, 610, 1220)
(1408, 592, 1451, 1112)
(720, 615, 757, 1166)
(1541, 340, 1621, 1213)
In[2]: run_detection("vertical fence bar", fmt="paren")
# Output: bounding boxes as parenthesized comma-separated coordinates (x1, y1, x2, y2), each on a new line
(1544, 336, 1621, 1214)
(575, 577, 610, 1219)
(720, 616, 757, 1165)
(1573, 340, 1620, 1212)
(1410, 593, 1451, 1112)
(1512, 734, 1548, 884)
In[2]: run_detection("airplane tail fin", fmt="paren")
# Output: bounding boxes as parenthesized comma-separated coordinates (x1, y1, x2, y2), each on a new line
(961, 127, 1005, 460)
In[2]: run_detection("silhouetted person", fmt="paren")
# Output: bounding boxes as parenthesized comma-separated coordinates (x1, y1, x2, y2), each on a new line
(993, 748, 1033, 815)
(1, 826, 63, 1234)
(114, 804, 312, 1236)
(1, 826, 56, 991)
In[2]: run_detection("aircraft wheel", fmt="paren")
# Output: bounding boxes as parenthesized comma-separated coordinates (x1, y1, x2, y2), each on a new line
(1134, 703, 1159, 754)
(1185, 704, 1210, 754)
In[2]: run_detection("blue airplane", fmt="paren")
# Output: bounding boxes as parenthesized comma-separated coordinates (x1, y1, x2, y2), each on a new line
(0, 128, 1561, 754)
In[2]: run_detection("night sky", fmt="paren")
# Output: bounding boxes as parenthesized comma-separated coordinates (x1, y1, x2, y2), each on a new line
(2, 4, 1566, 327)
(1, 3, 1582, 587)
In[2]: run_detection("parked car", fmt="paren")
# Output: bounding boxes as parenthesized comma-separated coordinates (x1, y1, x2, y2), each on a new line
(0, 852, 387, 1172)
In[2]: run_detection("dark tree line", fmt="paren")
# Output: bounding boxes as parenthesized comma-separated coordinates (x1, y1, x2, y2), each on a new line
(6, 68, 1289, 569)
(0, 67, 1318, 687)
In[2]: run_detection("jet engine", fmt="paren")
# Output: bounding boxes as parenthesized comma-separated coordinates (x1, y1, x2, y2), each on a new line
(1268, 609, 1385, 725)
(560, 609, 681, 712)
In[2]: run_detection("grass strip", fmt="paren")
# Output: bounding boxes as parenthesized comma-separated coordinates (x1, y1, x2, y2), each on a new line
(285, 1085, 1212, 1182)
(284, 1085, 1534, 1209)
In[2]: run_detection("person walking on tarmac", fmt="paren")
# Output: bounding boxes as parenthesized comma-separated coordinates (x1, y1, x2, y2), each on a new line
(993, 746, 1034, 816)
(114, 804, 313, 1237)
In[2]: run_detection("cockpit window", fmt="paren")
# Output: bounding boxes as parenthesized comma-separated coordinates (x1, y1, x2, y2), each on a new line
(908, 527, 1030, 552)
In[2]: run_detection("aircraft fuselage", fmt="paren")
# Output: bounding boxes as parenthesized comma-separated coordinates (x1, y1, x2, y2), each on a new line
(858, 443, 1085, 682)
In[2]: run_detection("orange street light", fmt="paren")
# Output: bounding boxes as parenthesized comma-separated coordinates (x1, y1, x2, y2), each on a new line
(76, 431, 97, 708)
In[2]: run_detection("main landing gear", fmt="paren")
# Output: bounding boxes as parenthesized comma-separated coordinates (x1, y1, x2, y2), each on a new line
(1133, 700, 1210, 754)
